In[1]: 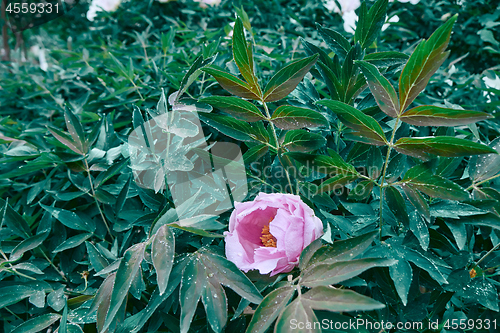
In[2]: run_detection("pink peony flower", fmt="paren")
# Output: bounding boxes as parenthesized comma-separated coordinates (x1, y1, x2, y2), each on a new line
(224, 193, 323, 276)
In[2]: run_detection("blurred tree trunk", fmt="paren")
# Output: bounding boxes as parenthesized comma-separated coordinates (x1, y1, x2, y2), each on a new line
(1, 0, 10, 61)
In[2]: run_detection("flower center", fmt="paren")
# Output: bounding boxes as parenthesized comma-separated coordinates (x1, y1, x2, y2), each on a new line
(260, 222, 277, 248)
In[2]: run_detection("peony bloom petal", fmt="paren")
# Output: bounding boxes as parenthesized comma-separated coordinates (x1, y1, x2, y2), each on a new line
(225, 192, 324, 276)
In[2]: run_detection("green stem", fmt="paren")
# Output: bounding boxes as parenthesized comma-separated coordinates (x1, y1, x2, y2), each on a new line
(262, 102, 296, 195)
(84, 159, 114, 241)
(466, 173, 500, 191)
(472, 242, 500, 271)
(378, 117, 400, 240)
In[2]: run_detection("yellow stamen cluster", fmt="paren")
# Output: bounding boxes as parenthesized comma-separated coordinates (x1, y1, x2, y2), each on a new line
(469, 268, 477, 279)
(260, 224, 277, 247)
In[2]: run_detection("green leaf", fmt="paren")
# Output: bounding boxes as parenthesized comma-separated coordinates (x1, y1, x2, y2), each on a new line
(201, 277, 228, 333)
(180, 258, 207, 333)
(394, 136, 497, 159)
(317, 100, 387, 146)
(317, 24, 351, 59)
(263, 54, 319, 102)
(101, 242, 145, 333)
(232, 18, 259, 89)
(301, 258, 396, 287)
(0, 199, 31, 239)
(275, 295, 319, 333)
(402, 185, 430, 222)
(199, 113, 268, 143)
(198, 250, 262, 304)
(388, 260, 413, 306)
(299, 239, 324, 271)
(0, 285, 40, 309)
(271, 105, 328, 130)
(9, 232, 48, 262)
(399, 15, 457, 111)
(11, 313, 62, 333)
(409, 210, 430, 251)
(402, 165, 468, 201)
(285, 151, 358, 176)
(177, 55, 216, 102)
(363, 51, 409, 67)
(47, 126, 84, 155)
(306, 230, 379, 269)
(473, 137, 500, 182)
(85, 242, 109, 272)
(152, 225, 175, 296)
(301, 286, 386, 312)
(283, 130, 327, 153)
(64, 106, 87, 154)
(354, 0, 388, 49)
(243, 144, 269, 164)
(385, 186, 409, 227)
(356, 60, 399, 117)
(202, 67, 260, 100)
(200, 96, 265, 122)
(53, 233, 91, 253)
(348, 180, 375, 201)
(400, 105, 492, 126)
(319, 174, 360, 193)
(40, 204, 96, 233)
(246, 285, 296, 333)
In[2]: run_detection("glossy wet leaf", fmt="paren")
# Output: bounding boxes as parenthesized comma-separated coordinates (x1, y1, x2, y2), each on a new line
(10, 232, 49, 261)
(152, 225, 175, 295)
(53, 233, 91, 253)
(400, 105, 492, 126)
(200, 96, 265, 121)
(317, 100, 387, 146)
(388, 259, 413, 306)
(263, 54, 319, 102)
(271, 105, 328, 130)
(354, 0, 388, 49)
(399, 15, 457, 111)
(232, 18, 259, 89)
(385, 186, 409, 227)
(203, 67, 260, 100)
(394, 136, 496, 160)
(282, 130, 327, 152)
(301, 286, 386, 312)
(40, 204, 96, 232)
(11, 313, 62, 333)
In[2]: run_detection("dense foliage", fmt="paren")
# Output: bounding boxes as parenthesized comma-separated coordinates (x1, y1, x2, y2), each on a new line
(1, 0, 500, 332)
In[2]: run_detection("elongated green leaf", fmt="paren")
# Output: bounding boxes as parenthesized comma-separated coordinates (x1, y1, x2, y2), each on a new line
(275, 296, 319, 333)
(474, 137, 500, 182)
(385, 186, 409, 227)
(9, 232, 48, 262)
(64, 106, 87, 154)
(319, 174, 359, 193)
(152, 225, 175, 295)
(356, 60, 399, 117)
(85, 242, 109, 272)
(401, 165, 468, 200)
(317, 24, 351, 59)
(389, 260, 413, 306)
(283, 130, 326, 153)
(354, 0, 388, 49)
(40, 204, 95, 232)
(243, 144, 269, 164)
(0, 285, 39, 309)
(363, 51, 409, 67)
(271, 105, 328, 130)
(302, 286, 386, 312)
(399, 15, 457, 111)
(11, 313, 62, 333)
(317, 100, 387, 146)
(200, 96, 264, 122)
(101, 242, 145, 333)
(246, 285, 296, 333)
(201, 277, 227, 333)
(400, 105, 492, 126)
(263, 54, 319, 102)
(199, 113, 268, 143)
(348, 180, 375, 201)
(306, 230, 378, 268)
(53, 233, 91, 253)
(299, 239, 324, 271)
(0, 199, 31, 239)
(232, 18, 258, 89)
(401, 185, 430, 222)
(199, 250, 262, 304)
(176, 55, 216, 102)
(47, 126, 83, 155)
(285, 151, 357, 176)
(180, 258, 207, 333)
(301, 258, 396, 287)
(203, 67, 260, 100)
(89, 273, 115, 314)
(394, 136, 496, 159)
